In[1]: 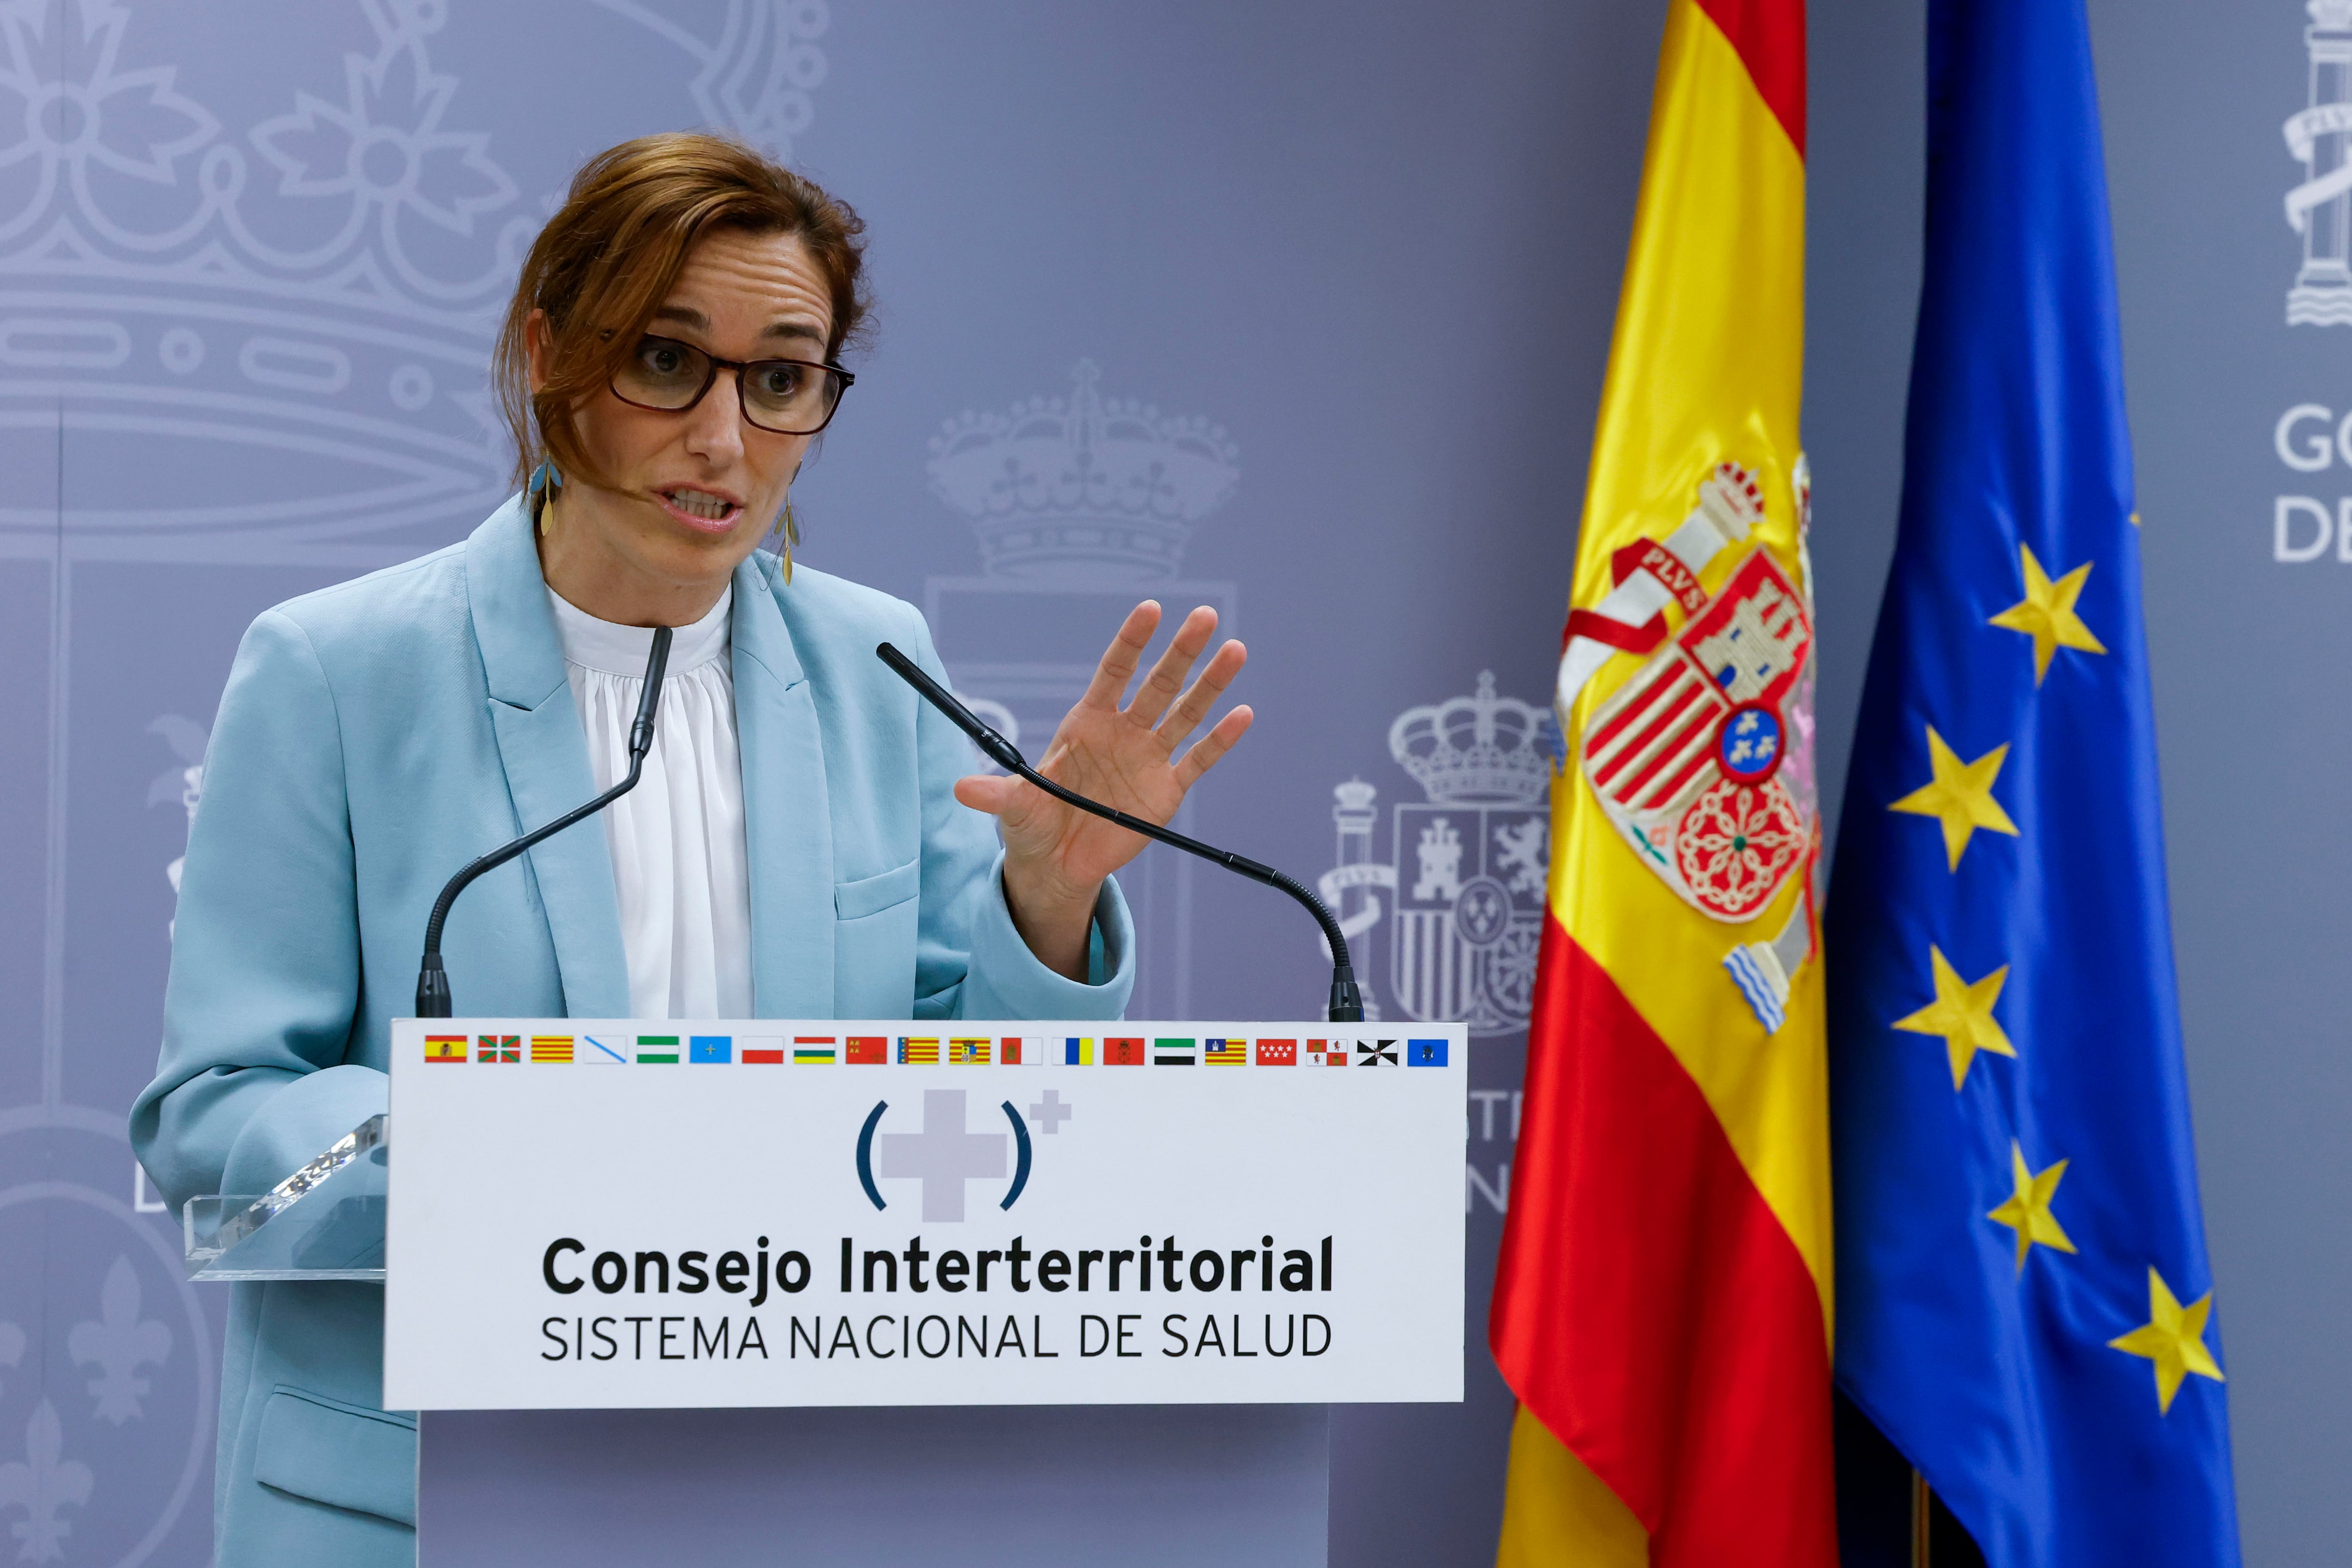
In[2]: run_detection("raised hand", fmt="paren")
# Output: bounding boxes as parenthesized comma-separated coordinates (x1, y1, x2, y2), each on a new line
(953, 601, 1251, 981)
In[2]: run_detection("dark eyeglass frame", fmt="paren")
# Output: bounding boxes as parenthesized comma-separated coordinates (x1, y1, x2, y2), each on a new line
(608, 333, 857, 436)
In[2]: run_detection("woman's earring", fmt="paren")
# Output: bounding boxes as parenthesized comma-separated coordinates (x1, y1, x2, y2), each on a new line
(775, 500, 799, 584)
(529, 462, 563, 535)
(772, 460, 803, 582)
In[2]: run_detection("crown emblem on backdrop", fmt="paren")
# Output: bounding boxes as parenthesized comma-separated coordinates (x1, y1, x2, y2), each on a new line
(2289, 0, 2352, 324)
(1387, 673, 1555, 807)
(926, 360, 1241, 584)
(0, 0, 827, 561)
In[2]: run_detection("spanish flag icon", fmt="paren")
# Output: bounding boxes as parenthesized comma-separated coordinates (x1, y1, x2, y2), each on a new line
(424, 1035, 467, 1063)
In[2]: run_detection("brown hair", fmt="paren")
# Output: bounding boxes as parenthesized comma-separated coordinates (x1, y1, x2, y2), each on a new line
(493, 132, 870, 491)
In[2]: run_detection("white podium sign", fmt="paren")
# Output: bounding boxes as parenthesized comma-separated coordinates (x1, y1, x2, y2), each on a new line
(384, 1020, 1466, 1410)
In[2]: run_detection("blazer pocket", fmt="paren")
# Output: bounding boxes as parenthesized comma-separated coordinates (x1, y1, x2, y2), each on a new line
(253, 1386, 417, 1527)
(835, 857, 920, 922)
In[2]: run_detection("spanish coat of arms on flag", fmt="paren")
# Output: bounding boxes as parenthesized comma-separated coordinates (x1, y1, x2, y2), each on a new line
(1580, 492, 1816, 925)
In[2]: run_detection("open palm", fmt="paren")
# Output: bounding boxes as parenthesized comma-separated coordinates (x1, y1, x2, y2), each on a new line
(954, 601, 1251, 973)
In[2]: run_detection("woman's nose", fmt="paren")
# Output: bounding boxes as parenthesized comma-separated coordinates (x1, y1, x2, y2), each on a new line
(682, 372, 747, 462)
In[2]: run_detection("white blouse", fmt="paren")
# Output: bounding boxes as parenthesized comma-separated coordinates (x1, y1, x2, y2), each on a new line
(547, 584, 753, 1020)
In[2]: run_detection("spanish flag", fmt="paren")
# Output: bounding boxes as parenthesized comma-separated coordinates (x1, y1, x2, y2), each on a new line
(1489, 0, 1832, 1563)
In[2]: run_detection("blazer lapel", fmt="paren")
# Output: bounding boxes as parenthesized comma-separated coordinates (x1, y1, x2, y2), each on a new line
(465, 501, 631, 1018)
(732, 553, 836, 1018)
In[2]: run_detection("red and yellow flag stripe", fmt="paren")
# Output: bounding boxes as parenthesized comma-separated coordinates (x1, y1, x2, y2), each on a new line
(1490, 0, 1831, 1564)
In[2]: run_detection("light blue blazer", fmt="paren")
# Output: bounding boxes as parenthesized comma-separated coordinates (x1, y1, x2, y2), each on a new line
(130, 499, 1134, 1565)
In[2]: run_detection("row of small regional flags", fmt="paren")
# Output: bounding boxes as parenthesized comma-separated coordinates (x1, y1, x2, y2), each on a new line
(425, 1034, 1453, 1068)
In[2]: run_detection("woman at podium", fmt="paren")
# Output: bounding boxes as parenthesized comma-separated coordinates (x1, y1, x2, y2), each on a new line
(129, 133, 1250, 1566)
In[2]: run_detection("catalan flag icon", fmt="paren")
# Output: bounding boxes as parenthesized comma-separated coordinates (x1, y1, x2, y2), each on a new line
(948, 1036, 992, 1065)
(477, 1035, 519, 1063)
(898, 1037, 940, 1065)
(1064, 1037, 1094, 1066)
(793, 1038, 838, 1065)
(1406, 1038, 1449, 1068)
(425, 1035, 468, 1063)
(1205, 1038, 1246, 1065)
(846, 1036, 887, 1064)
(529, 1035, 574, 1064)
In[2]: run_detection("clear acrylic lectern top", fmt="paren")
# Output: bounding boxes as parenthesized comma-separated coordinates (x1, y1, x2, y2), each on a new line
(183, 1113, 387, 1281)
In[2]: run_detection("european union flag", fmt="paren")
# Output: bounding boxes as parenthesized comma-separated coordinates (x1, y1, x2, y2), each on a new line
(1824, 3, 2240, 1565)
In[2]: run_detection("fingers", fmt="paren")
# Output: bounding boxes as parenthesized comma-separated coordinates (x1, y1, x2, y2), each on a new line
(953, 773, 1023, 817)
(1174, 704, 1253, 791)
(1155, 638, 1247, 748)
(1125, 605, 1219, 730)
(1076, 601, 1162, 713)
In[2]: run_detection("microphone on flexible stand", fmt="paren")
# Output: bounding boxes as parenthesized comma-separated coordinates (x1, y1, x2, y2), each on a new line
(874, 641, 1366, 1023)
(414, 626, 674, 1018)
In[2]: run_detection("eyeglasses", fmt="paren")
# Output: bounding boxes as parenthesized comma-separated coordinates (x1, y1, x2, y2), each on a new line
(608, 333, 855, 435)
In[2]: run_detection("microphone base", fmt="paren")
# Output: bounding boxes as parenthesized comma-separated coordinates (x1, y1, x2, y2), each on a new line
(416, 958, 452, 1020)
(1327, 971, 1366, 1024)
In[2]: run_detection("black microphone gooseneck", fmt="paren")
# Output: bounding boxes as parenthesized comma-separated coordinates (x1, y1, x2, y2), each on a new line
(874, 641, 1366, 1023)
(415, 626, 674, 1018)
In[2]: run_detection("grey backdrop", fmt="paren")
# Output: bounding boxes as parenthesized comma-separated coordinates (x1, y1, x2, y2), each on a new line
(0, 1, 2336, 1565)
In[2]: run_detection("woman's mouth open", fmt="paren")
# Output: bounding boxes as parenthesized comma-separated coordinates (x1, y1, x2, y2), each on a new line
(657, 486, 743, 532)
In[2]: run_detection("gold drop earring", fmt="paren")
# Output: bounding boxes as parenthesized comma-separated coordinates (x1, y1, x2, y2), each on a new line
(530, 461, 563, 536)
(776, 461, 803, 583)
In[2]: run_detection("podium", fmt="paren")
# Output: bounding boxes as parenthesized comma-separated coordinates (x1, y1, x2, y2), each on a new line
(191, 1020, 1465, 1564)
